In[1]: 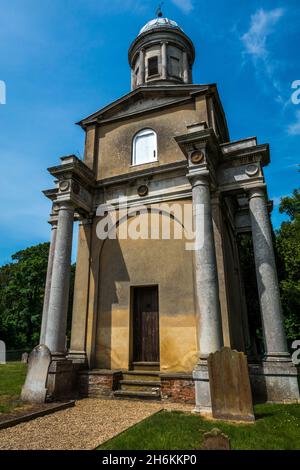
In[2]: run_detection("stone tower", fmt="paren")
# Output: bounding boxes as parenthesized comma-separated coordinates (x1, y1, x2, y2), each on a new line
(129, 14, 195, 89)
(22, 10, 299, 412)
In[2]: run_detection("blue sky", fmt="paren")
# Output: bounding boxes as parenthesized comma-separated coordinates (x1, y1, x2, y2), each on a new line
(0, 0, 299, 265)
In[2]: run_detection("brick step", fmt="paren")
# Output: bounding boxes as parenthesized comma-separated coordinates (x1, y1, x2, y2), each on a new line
(123, 371, 160, 382)
(120, 380, 161, 392)
(114, 390, 161, 401)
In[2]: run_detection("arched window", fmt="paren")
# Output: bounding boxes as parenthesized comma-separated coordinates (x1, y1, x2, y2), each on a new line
(132, 129, 158, 166)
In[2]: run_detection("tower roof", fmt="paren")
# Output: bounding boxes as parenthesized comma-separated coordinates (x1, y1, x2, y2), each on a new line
(129, 13, 195, 90)
(139, 17, 183, 36)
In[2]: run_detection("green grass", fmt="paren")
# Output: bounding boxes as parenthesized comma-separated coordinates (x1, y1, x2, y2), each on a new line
(0, 362, 27, 414)
(99, 403, 300, 450)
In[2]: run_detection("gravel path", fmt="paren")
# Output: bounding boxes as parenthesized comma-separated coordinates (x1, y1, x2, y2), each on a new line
(0, 399, 192, 450)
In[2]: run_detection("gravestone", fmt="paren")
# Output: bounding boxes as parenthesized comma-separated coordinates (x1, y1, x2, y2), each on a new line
(21, 345, 51, 403)
(0, 340, 6, 364)
(203, 428, 231, 450)
(21, 352, 29, 364)
(208, 347, 255, 422)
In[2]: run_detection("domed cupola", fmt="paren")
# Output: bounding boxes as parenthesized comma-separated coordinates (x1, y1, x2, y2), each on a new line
(128, 7, 195, 90)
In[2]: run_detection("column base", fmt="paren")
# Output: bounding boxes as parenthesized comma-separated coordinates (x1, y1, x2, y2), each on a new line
(249, 358, 300, 403)
(263, 352, 292, 362)
(192, 361, 212, 415)
(67, 350, 88, 366)
(47, 356, 80, 401)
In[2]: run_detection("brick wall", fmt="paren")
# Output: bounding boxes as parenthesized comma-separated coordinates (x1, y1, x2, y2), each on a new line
(78, 371, 122, 398)
(160, 375, 195, 404)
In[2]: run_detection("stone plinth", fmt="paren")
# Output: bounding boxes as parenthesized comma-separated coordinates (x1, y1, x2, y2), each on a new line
(249, 361, 300, 403)
(46, 358, 79, 400)
(208, 347, 255, 422)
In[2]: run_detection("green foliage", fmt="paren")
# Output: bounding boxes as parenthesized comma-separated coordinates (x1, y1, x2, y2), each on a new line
(99, 404, 300, 450)
(279, 189, 300, 221)
(0, 243, 75, 350)
(276, 189, 300, 342)
(0, 243, 50, 349)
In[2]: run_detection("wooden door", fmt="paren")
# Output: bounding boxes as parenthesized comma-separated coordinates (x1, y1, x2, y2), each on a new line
(133, 286, 159, 363)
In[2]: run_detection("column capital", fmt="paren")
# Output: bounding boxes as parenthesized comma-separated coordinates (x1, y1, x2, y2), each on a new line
(79, 216, 94, 227)
(187, 172, 210, 188)
(50, 220, 58, 229)
(247, 186, 266, 200)
(56, 201, 75, 212)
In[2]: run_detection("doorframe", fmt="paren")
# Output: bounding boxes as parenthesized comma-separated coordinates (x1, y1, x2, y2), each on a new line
(129, 284, 160, 370)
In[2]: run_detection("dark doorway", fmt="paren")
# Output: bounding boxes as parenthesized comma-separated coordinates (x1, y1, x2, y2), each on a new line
(132, 286, 160, 364)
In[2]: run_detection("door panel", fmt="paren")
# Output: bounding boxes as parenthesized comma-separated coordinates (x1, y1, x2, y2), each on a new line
(133, 286, 159, 363)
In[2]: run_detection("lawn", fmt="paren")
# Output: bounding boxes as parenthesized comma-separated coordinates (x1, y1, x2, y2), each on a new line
(99, 403, 300, 450)
(0, 362, 27, 414)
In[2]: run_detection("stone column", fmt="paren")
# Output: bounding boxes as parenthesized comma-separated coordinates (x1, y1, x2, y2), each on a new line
(191, 175, 223, 413)
(138, 49, 145, 85)
(248, 188, 299, 402)
(40, 221, 57, 345)
(68, 219, 93, 364)
(183, 51, 189, 84)
(248, 188, 288, 360)
(161, 42, 167, 80)
(45, 203, 74, 357)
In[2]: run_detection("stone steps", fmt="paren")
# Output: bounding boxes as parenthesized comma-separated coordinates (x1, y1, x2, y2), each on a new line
(122, 371, 161, 382)
(120, 379, 161, 392)
(114, 390, 161, 400)
(114, 370, 161, 401)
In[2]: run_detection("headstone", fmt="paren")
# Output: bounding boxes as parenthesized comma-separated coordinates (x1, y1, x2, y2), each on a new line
(21, 345, 51, 403)
(0, 340, 6, 364)
(21, 352, 29, 364)
(203, 428, 231, 450)
(208, 347, 255, 422)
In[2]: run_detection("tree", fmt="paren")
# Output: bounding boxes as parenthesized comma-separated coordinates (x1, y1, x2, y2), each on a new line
(276, 189, 300, 344)
(0, 243, 75, 350)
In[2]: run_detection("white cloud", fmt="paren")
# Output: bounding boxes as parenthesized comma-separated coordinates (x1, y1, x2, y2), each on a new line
(287, 110, 300, 136)
(240, 8, 285, 101)
(171, 0, 194, 14)
(242, 8, 284, 59)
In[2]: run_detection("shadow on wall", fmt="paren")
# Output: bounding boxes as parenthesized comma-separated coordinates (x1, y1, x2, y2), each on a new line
(96, 236, 130, 370)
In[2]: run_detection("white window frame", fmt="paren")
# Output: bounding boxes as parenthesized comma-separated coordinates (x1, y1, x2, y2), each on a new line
(132, 129, 158, 166)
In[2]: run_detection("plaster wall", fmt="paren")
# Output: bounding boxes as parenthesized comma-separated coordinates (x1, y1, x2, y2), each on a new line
(95, 98, 208, 180)
(93, 203, 198, 372)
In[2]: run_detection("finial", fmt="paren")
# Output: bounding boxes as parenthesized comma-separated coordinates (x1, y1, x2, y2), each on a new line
(156, 2, 164, 18)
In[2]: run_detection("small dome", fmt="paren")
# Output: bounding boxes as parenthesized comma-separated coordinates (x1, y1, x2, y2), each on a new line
(139, 17, 183, 36)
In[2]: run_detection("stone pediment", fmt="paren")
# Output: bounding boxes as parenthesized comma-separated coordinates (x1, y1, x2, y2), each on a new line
(77, 85, 209, 127)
